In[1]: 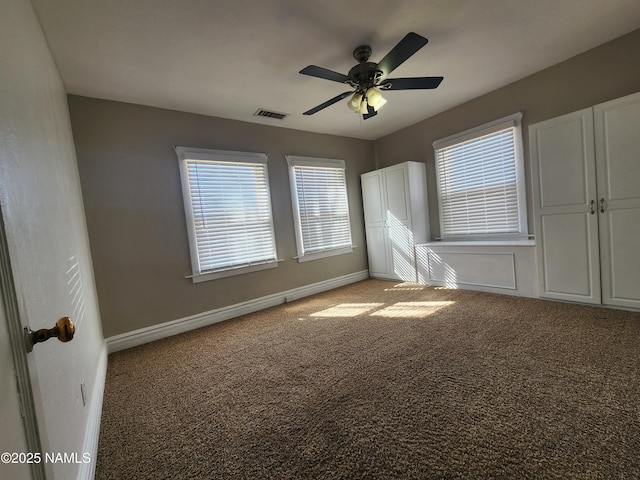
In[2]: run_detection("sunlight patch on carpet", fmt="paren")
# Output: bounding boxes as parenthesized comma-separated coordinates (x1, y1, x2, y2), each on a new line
(310, 303, 385, 318)
(371, 301, 455, 318)
(384, 283, 427, 292)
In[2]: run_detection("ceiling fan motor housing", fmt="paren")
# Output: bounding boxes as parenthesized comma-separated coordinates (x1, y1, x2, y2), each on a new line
(347, 62, 382, 91)
(349, 45, 382, 91)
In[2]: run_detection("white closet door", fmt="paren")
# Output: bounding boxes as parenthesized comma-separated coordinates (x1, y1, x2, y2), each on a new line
(362, 172, 391, 277)
(384, 165, 415, 281)
(530, 109, 601, 303)
(594, 92, 640, 308)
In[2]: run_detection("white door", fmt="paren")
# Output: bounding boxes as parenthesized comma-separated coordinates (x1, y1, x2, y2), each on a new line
(1, 2, 105, 476)
(362, 171, 391, 277)
(594, 92, 640, 309)
(530, 108, 601, 303)
(383, 165, 415, 281)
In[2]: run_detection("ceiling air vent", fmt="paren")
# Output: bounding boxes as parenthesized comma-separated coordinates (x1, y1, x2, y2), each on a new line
(254, 108, 288, 120)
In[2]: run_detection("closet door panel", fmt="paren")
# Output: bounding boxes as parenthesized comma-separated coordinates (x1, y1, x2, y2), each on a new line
(362, 172, 391, 278)
(366, 224, 390, 277)
(529, 109, 600, 303)
(384, 166, 410, 223)
(540, 213, 597, 300)
(361, 173, 385, 225)
(605, 209, 640, 304)
(595, 92, 640, 308)
(388, 223, 415, 281)
(536, 118, 591, 208)
(596, 96, 640, 201)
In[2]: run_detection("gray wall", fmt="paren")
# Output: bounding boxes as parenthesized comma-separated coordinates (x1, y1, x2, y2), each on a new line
(374, 28, 640, 240)
(68, 97, 374, 338)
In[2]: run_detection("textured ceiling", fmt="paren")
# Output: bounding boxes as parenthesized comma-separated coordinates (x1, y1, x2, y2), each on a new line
(32, 0, 640, 140)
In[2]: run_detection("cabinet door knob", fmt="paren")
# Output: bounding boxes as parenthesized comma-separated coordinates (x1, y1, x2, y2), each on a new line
(600, 198, 606, 213)
(590, 200, 595, 214)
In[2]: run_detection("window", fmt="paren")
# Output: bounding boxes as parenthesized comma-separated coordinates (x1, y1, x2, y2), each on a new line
(287, 155, 353, 262)
(175, 147, 278, 282)
(433, 112, 527, 240)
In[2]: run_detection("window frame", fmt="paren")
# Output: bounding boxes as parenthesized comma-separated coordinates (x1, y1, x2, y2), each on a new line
(175, 146, 279, 283)
(286, 155, 354, 263)
(432, 112, 528, 241)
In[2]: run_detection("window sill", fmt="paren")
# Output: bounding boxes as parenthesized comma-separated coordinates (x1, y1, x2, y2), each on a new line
(296, 246, 354, 263)
(188, 260, 280, 283)
(420, 240, 535, 247)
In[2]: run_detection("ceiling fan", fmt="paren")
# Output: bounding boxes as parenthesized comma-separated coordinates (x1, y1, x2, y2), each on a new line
(299, 32, 443, 120)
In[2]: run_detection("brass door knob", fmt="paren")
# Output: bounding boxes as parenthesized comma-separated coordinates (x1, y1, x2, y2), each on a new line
(25, 317, 75, 352)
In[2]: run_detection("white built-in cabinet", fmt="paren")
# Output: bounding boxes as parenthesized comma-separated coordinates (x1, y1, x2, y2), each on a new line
(361, 161, 429, 282)
(529, 91, 640, 309)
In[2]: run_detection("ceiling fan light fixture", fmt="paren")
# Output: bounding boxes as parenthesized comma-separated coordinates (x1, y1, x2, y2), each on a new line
(366, 87, 381, 104)
(372, 96, 387, 111)
(347, 92, 363, 112)
(366, 87, 387, 111)
(359, 99, 369, 114)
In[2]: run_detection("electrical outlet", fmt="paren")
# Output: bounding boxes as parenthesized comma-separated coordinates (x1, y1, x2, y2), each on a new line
(80, 379, 86, 407)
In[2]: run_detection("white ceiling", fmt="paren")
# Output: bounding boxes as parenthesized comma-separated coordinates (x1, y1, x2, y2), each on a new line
(31, 0, 640, 140)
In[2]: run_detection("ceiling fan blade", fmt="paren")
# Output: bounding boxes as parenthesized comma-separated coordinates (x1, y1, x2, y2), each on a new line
(303, 91, 354, 115)
(380, 77, 443, 90)
(362, 104, 378, 120)
(299, 65, 351, 84)
(377, 32, 429, 77)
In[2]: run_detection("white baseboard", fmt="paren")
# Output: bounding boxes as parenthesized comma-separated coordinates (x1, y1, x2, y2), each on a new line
(78, 342, 108, 480)
(106, 270, 370, 353)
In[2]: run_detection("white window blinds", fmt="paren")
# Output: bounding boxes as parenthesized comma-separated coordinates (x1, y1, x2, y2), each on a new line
(175, 147, 277, 280)
(287, 156, 353, 260)
(433, 113, 527, 239)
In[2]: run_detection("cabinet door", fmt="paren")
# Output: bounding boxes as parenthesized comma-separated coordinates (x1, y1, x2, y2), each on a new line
(384, 165, 416, 281)
(530, 109, 601, 303)
(594, 92, 640, 309)
(362, 172, 391, 277)
(362, 172, 385, 227)
(384, 165, 411, 224)
(364, 224, 390, 277)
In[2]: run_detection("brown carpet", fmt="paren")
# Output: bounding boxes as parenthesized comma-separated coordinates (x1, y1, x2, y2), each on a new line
(96, 280, 640, 479)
